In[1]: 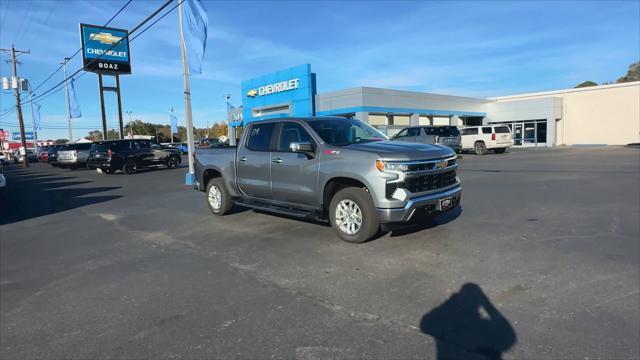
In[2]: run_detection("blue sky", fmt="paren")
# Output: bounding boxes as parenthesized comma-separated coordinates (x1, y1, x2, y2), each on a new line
(0, 0, 638, 140)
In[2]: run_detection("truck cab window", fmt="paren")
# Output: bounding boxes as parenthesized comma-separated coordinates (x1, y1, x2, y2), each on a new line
(278, 123, 313, 152)
(246, 123, 275, 151)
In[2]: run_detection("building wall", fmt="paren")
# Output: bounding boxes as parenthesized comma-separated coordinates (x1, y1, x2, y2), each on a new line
(490, 82, 640, 145)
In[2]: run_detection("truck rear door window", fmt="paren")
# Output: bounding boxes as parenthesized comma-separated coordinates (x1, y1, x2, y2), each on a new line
(247, 123, 275, 151)
(494, 126, 511, 133)
(482, 127, 492, 134)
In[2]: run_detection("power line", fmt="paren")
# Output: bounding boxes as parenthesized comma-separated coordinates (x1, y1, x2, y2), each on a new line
(25, 0, 176, 107)
(30, 0, 134, 94)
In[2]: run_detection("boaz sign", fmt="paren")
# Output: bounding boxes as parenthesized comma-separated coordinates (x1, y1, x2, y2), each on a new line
(80, 24, 131, 74)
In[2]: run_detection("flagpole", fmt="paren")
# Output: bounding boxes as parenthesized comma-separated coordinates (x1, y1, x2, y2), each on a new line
(61, 57, 73, 142)
(170, 107, 174, 143)
(28, 88, 39, 154)
(178, 0, 195, 185)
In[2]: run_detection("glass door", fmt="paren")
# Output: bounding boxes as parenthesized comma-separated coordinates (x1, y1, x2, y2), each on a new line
(513, 124, 523, 146)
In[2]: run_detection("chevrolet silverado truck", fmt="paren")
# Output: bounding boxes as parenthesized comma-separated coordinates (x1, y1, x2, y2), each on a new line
(194, 117, 461, 243)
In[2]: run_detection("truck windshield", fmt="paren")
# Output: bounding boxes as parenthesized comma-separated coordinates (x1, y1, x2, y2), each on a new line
(308, 118, 388, 146)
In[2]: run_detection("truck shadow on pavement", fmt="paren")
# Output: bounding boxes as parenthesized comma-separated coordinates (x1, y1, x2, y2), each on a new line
(0, 167, 122, 226)
(420, 283, 517, 360)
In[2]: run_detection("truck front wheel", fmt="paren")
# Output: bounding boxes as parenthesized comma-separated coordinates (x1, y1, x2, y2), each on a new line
(207, 178, 232, 215)
(329, 187, 380, 243)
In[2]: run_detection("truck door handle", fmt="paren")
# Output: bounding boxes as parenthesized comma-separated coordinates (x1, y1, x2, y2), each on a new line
(272, 158, 283, 164)
(240, 156, 247, 162)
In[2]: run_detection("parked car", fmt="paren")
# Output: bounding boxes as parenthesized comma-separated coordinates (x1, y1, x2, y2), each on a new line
(57, 142, 93, 169)
(460, 125, 513, 154)
(13, 149, 38, 163)
(194, 117, 461, 243)
(392, 125, 462, 152)
(47, 145, 65, 166)
(0, 153, 9, 165)
(38, 146, 50, 162)
(199, 138, 228, 149)
(87, 139, 182, 174)
(162, 142, 188, 155)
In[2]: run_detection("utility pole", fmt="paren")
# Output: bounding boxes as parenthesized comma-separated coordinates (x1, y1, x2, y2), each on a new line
(125, 110, 134, 138)
(60, 57, 73, 142)
(178, 1, 195, 185)
(1, 45, 31, 167)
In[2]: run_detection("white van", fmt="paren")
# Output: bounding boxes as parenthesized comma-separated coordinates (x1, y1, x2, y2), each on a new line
(460, 125, 513, 154)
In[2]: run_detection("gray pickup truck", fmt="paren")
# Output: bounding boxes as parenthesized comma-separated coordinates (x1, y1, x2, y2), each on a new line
(194, 117, 461, 243)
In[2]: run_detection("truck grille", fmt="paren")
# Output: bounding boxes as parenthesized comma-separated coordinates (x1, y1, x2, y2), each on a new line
(404, 170, 457, 193)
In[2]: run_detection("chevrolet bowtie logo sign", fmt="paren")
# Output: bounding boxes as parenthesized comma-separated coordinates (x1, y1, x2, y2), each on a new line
(435, 160, 448, 170)
(247, 89, 258, 97)
(90, 32, 123, 45)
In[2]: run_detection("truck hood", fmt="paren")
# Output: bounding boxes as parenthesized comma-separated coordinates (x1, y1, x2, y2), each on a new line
(345, 140, 454, 161)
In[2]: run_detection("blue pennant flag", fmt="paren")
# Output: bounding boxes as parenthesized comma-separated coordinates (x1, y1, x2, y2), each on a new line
(170, 114, 178, 133)
(33, 102, 42, 131)
(181, 0, 208, 74)
(68, 78, 82, 118)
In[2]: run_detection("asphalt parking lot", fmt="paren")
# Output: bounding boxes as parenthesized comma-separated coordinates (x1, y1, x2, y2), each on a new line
(1, 147, 639, 359)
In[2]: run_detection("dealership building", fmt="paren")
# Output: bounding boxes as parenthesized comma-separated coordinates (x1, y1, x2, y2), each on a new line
(229, 64, 640, 147)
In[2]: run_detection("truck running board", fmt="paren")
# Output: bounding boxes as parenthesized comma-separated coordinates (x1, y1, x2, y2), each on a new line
(234, 198, 324, 221)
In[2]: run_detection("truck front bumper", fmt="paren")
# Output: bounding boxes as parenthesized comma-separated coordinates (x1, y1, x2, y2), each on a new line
(376, 186, 461, 223)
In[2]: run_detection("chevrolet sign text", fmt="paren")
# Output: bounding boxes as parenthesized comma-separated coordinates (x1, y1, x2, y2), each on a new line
(249, 78, 300, 97)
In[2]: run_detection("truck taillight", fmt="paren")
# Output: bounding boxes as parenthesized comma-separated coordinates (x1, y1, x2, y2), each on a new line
(492, 133, 496, 141)
(107, 149, 113, 158)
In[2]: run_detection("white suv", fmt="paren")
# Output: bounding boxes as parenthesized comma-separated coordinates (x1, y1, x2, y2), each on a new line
(460, 125, 513, 154)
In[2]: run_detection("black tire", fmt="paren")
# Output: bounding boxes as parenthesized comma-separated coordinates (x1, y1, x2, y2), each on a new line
(206, 177, 232, 215)
(329, 187, 379, 243)
(166, 155, 179, 169)
(494, 148, 506, 154)
(123, 160, 137, 175)
(474, 141, 488, 155)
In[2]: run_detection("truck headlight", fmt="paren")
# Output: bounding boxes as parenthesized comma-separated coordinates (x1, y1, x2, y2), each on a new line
(375, 160, 408, 172)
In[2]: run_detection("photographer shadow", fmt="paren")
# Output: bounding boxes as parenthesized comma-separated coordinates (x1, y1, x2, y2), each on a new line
(420, 283, 517, 360)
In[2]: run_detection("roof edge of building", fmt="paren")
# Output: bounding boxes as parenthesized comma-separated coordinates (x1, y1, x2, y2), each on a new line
(488, 81, 640, 100)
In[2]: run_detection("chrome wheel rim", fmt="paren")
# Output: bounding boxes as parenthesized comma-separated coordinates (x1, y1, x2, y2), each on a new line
(127, 162, 136, 173)
(208, 184, 222, 211)
(335, 199, 362, 235)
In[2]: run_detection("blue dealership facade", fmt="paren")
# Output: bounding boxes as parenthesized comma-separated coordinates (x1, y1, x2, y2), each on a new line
(228, 64, 639, 147)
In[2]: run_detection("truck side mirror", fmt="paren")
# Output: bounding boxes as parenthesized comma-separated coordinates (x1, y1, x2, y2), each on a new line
(290, 142, 314, 153)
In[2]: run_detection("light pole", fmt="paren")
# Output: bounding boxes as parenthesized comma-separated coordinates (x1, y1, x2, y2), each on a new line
(169, 107, 174, 144)
(125, 111, 133, 138)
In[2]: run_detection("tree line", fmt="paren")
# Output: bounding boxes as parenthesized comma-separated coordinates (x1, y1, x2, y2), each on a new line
(85, 120, 229, 142)
(575, 61, 639, 88)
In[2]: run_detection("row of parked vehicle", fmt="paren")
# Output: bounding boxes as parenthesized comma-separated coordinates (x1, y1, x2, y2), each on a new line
(391, 124, 513, 154)
(39, 139, 183, 174)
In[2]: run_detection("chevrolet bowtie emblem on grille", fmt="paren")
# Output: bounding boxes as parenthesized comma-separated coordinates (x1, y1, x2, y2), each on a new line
(247, 89, 258, 97)
(435, 160, 448, 170)
(90, 32, 123, 45)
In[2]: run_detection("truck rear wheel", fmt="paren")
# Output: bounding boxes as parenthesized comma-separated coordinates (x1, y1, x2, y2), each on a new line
(329, 187, 379, 243)
(207, 178, 232, 215)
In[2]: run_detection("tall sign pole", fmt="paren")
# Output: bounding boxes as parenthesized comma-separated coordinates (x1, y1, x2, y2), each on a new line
(61, 57, 73, 142)
(178, 1, 196, 185)
(1, 45, 31, 167)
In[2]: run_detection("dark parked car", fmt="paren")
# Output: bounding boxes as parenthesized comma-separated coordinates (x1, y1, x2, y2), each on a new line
(392, 126, 462, 152)
(87, 139, 181, 174)
(47, 145, 64, 166)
